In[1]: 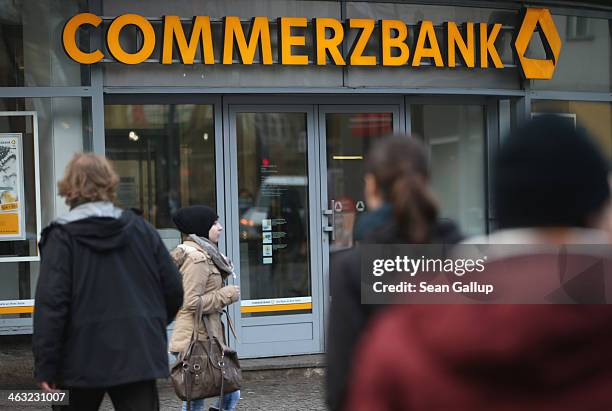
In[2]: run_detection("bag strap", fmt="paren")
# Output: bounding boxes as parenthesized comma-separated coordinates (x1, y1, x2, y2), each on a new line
(182, 299, 205, 360)
(222, 309, 239, 343)
(202, 313, 214, 338)
(180, 297, 207, 366)
(191, 299, 204, 341)
(202, 310, 238, 341)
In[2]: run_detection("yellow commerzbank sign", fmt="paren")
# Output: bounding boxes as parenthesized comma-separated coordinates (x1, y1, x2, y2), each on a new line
(62, 8, 561, 80)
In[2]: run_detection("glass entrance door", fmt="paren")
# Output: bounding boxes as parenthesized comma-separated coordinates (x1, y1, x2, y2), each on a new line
(227, 106, 322, 358)
(319, 106, 400, 333)
(320, 107, 399, 252)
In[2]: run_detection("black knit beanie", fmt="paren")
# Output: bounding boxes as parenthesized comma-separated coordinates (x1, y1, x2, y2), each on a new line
(172, 205, 218, 239)
(495, 115, 610, 229)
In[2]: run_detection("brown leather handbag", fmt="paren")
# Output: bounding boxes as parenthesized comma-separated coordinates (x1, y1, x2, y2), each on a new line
(171, 300, 242, 410)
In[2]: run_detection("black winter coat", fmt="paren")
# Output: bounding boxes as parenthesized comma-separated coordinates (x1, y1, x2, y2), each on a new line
(325, 219, 463, 411)
(33, 209, 183, 387)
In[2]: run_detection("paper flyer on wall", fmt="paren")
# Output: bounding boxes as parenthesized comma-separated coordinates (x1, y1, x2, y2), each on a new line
(0, 133, 25, 240)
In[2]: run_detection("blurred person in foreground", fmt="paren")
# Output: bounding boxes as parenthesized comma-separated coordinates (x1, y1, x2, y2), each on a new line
(344, 115, 612, 411)
(33, 153, 184, 411)
(326, 136, 462, 411)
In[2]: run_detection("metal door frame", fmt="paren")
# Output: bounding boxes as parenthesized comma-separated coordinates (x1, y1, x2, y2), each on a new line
(317, 104, 402, 350)
(225, 104, 323, 358)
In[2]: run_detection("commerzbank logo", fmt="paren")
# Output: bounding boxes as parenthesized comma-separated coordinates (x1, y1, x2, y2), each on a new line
(62, 7, 561, 80)
(514, 8, 562, 80)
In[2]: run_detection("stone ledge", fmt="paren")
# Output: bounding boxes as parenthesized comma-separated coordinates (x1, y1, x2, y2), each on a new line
(241, 354, 326, 372)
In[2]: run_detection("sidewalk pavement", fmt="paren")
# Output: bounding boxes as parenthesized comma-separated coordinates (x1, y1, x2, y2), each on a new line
(1, 335, 327, 410)
(5, 370, 325, 410)
(157, 369, 325, 411)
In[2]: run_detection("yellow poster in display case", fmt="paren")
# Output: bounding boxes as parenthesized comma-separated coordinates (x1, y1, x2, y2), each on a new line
(0, 133, 25, 240)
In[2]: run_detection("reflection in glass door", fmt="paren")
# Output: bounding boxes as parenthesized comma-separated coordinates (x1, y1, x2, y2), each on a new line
(320, 107, 399, 252)
(105, 104, 217, 227)
(229, 106, 322, 358)
(410, 104, 486, 236)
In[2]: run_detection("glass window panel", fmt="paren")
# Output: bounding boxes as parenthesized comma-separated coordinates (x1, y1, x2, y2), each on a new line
(0, 114, 39, 258)
(105, 104, 217, 229)
(0, 97, 92, 257)
(325, 112, 393, 251)
(411, 105, 486, 237)
(0, 0, 90, 86)
(0, 96, 91, 312)
(532, 16, 611, 92)
(236, 112, 311, 317)
(532, 100, 612, 161)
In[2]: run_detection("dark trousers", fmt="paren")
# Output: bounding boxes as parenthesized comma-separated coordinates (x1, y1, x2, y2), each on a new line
(53, 380, 159, 411)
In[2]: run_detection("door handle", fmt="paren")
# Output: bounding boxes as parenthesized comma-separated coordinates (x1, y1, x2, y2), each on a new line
(322, 200, 336, 241)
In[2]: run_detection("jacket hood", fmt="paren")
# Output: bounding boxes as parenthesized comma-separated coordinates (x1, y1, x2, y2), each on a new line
(170, 241, 204, 269)
(170, 247, 188, 269)
(55, 201, 123, 225)
(57, 208, 137, 252)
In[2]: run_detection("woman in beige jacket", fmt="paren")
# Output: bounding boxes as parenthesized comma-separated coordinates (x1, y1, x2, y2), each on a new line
(169, 205, 240, 411)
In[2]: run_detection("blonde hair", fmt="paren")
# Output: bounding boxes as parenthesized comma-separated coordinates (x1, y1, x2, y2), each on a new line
(58, 153, 119, 208)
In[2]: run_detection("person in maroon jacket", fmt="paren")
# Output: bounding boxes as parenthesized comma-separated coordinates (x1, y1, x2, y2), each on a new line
(344, 115, 612, 411)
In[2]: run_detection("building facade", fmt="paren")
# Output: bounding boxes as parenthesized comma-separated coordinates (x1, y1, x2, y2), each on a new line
(0, 0, 610, 358)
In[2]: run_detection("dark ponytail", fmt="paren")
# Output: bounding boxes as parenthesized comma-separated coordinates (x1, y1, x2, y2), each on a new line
(366, 135, 438, 243)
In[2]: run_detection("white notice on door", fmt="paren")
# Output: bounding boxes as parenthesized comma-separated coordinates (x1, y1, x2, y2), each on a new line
(262, 219, 272, 231)
(262, 244, 272, 256)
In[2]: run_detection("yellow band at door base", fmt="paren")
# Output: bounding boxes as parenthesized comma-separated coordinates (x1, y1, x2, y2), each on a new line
(240, 303, 312, 313)
(0, 305, 34, 314)
(1, 304, 313, 314)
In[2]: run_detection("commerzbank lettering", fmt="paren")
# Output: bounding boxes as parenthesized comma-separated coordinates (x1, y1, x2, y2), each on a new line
(62, 8, 561, 79)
